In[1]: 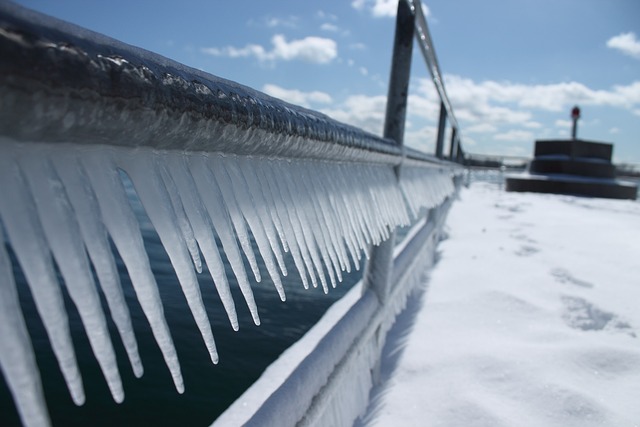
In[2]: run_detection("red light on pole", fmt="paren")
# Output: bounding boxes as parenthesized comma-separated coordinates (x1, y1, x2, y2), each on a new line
(571, 106, 581, 120)
(571, 105, 580, 139)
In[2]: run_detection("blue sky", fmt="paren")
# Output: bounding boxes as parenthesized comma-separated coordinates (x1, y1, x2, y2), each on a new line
(14, 0, 640, 163)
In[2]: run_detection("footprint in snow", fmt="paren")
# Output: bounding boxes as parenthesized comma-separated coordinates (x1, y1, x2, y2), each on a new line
(561, 296, 636, 338)
(515, 245, 539, 257)
(551, 268, 594, 289)
(510, 232, 537, 245)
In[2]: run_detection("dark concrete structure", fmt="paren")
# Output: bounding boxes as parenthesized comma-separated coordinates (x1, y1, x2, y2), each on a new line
(506, 139, 638, 200)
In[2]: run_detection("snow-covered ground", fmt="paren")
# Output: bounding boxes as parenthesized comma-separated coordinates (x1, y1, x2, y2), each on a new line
(361, 182, 640, 427)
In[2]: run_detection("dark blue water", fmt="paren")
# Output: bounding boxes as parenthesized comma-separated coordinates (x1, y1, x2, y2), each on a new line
(0, 180, 363, 427)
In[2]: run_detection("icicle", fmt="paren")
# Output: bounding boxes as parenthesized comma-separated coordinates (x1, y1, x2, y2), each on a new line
(164, 154, 239, 331)
(208, 156, 262, 284)
(19, 152, 125, 403)
(335, 164, 369, 254)
(320, 166, 361, 271)
(252, 159, 289, 254)
(321, 167, 360, 272)
(220, 156, 286, 301)
(263, 160, 318, 289)
(0, 146, 85, 406)
(293, 162, 339, 289)
(0, 135, 459, 426)
(81, 151, 184, 394)
(236, 156, 288, 276)
(257, 160, 310, 290)
(0, 226, 51, 427)
(304, 164, 345, 282)
(117, 151, 218, 365)
(50, 150, 143, 379)
(280, 165, 329, 293)
(308, 165, 349, 275)
(158, 163, 203, 274)
(189, 155, 261, 326)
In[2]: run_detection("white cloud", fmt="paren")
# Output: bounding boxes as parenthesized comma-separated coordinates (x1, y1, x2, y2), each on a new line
(407, 92, 440, 120)
(351, 0, 396, 17)
(248, 15, 299, 29)
(316, 10, 338, 22)
(404, 125, 437, 153)
(609, 127, 620, 134)
(494, 130, 534, 142)
(466, 123, 498, 134)
(265, 16, 299, 29)
(314, 74, 640, 158)
(202, 34, 337, 64)
(352, 0, 430, 18)
(607, 32, 640, 60)
(322, 94, 388, 135)
(523, 121, 543, 129)
(555, 119, 572, 128)
(321, 23, 339, 32)
(436, 75, 640, 115)
(262, 84, 332, 108)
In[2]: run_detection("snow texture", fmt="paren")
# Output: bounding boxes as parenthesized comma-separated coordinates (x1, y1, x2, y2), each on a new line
(0, 138, 455, 427)
(360, 181, 640, 427)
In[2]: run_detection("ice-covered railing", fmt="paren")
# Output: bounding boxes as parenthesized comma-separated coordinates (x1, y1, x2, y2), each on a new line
(0, 1, 464, 426)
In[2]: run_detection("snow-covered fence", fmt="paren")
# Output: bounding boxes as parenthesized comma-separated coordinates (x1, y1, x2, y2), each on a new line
(0, 1, 463, 426)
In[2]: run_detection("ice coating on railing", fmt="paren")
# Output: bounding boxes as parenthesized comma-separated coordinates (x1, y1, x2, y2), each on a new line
(0, 139, 456, 427)
(0, 1, 401, 164)
(399, 165, 456, 218)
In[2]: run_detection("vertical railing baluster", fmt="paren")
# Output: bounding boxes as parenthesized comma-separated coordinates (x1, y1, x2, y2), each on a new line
(435, 101, 447, 158)
(449, 127, 458, 160)
(363, 0, 414, 304)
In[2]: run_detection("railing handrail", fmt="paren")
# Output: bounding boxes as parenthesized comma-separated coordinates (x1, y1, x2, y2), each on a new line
(412, 1, 458, 131)
(0, 1, 461, 168)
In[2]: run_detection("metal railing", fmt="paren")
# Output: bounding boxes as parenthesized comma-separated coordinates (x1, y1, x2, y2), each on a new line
(0, 1, 464, 426)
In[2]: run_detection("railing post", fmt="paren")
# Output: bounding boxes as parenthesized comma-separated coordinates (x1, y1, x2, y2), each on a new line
(435, 101, 447, 158)
(449, 127, 458, 160)
(363, 0, 414, 304)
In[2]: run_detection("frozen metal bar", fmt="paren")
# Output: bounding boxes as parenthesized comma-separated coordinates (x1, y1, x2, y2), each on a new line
(435, 102, 447, 159)
(363, 0, 415, 304)
(0, 2, 404, 164)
